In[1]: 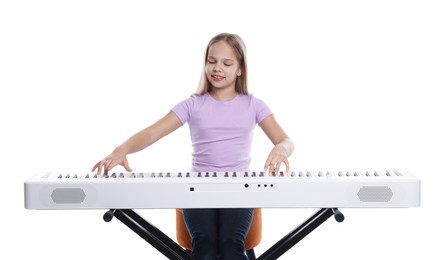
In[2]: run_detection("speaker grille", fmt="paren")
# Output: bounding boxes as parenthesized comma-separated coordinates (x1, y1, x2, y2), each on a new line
(358, 186, 393, 202)
(51, 188, 86, 204)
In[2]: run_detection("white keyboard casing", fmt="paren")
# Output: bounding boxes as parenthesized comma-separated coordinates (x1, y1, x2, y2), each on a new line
(24, 169, 420, 209)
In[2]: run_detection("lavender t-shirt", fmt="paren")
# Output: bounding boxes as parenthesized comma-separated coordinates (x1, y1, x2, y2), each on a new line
(171, 93, 273, 172)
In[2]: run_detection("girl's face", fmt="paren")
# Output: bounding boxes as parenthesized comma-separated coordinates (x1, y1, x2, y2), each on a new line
(205, 41, 241, 92)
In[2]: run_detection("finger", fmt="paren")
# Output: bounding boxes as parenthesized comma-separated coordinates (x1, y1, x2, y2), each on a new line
(104, 157, 115, 170)
(284, 159, 290, 173)
(91, 162, 99, 172)
(104, 161, 110, 171)
(94, 161, 105, 175)
(275, 161, 283, 174)
(102, 159, 114, 175)
(98, 161, 105, 175)
(99, 162, 106, 174)
(105, 161, 115, 173)
(263, 156, 272, 172)
(268, 161, 277, 175)
(123, 158, 132, 172)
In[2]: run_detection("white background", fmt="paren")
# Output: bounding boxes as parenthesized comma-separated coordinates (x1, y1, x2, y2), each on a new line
(1, 0, 443, 259)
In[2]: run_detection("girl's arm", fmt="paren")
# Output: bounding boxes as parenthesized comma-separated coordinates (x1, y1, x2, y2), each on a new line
(259, 115, 294, 173)
(92, 111, 182, 174)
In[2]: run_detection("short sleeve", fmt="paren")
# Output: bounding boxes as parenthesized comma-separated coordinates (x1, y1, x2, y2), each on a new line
(253, 97, 273, 123)
(171, 94, 198, 124)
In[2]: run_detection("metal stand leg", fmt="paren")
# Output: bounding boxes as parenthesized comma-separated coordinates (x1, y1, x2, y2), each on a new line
(104, 208, 343, 260)
(257, 208, 344, 260)
(104, 209, 195, 260)
(247, 248, 257, 260)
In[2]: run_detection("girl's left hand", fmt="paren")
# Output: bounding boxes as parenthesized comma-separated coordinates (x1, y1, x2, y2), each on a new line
(264, 144, 290, 174)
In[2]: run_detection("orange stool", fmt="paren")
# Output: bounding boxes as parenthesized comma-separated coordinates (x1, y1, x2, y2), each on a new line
(176, 208, 262, 259)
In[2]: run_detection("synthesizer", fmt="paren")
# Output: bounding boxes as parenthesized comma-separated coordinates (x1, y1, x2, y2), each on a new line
(24, 169, 420, 210)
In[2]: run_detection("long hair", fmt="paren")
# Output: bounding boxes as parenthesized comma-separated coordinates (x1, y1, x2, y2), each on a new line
(196, 33, 248, 94)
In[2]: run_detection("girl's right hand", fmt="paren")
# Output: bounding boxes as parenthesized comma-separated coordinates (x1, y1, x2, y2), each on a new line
(91, 149, 133, 175)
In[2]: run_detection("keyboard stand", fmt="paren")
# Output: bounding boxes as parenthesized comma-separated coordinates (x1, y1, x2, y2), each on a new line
(103, 209, 195, 260)
(257, 208, 344, 260)
(103, 208, 344, 260)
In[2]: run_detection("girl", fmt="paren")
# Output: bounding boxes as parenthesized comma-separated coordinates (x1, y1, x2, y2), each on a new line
(92, 33, 294, 260)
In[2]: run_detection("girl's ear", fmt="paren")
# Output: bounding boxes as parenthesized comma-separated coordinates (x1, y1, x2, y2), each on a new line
(237, 69, 242, 76)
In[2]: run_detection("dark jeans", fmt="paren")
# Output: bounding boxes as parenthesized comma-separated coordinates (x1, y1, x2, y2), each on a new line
(182, 208, 254, 260)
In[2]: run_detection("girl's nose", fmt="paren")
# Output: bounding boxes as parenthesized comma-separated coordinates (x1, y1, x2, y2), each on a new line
(212, 62, 221, 72)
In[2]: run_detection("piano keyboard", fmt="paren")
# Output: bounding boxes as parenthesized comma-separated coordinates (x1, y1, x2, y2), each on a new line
(24, 169, 420, 209)
(45, 170, 407, 178)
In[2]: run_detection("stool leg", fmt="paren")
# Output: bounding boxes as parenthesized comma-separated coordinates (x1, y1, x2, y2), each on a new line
(246, 248, 256, 260)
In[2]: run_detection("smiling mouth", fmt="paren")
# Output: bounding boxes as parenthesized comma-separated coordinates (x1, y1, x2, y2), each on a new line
(211, 75, 225, 80)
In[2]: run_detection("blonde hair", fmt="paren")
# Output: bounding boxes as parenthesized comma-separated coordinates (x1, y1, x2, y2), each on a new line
(196, 33, 248, 94)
